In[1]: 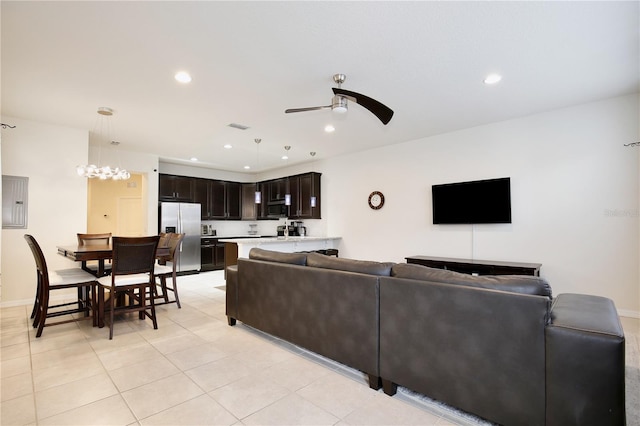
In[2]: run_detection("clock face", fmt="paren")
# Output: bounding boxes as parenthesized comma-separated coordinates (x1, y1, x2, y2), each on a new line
(368, 191, 385, 210)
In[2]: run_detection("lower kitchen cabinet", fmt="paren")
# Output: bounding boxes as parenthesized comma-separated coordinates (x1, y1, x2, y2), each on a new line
(201, 238, 226, 271)
(214, 242, 226, 269)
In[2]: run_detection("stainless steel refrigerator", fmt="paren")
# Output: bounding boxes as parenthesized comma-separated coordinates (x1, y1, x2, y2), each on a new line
(159, 202, 201, 272)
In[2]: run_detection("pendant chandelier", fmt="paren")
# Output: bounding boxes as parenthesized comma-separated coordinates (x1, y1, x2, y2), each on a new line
(310, 152, 317, 207)
(76, 107, 130, 180)
(254, 138, 262, 203)
(284, 146, 291, 206)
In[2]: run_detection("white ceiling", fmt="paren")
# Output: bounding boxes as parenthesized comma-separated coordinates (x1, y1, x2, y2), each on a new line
(2, 1, 638, 174)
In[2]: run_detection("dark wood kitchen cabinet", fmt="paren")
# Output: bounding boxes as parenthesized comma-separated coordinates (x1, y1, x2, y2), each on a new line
(201, 237, 226, 271)
(193, 179, 241, 220)
(159, 174, 194, 202)
(241, 183, 259, 220)
(210, 180, 241, 220)
(267, 178, 288, 204)
(288, 172, 321, 219)
(160, 173, 321, 220)
(193, 178, 210, 218)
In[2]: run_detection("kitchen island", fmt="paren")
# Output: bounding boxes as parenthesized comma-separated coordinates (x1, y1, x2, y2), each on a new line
(220, 236, 342, 272)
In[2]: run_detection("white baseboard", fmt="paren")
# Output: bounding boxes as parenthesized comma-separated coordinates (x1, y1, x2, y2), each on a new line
(0, 294, 70, 309)
(618, 309, 640, 319)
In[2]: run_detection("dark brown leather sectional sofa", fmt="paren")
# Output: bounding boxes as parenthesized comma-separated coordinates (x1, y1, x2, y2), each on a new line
(225, 248, 626, 426)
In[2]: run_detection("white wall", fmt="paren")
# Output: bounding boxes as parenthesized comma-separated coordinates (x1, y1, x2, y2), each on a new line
(1, 116, 89, 304)
(321, 94, 639, 316)
(3, 95, 638, 316)
(159, 162, 254, 183)
(0, 116, 161, 305)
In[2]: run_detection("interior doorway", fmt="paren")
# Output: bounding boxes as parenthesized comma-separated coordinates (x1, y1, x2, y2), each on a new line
(87, 173, 147, 236)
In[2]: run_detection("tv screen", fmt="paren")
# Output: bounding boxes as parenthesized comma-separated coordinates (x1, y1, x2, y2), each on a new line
(432, 177, 511, 224)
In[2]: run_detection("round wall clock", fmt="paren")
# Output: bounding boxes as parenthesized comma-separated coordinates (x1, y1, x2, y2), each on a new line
(368, 191, 385, 210)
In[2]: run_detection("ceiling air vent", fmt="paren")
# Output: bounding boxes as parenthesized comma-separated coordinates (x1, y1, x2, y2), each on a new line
(227, 123, 250, 130)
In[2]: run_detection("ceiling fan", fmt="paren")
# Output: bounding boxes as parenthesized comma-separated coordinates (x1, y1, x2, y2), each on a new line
(285, 74, 394, 125)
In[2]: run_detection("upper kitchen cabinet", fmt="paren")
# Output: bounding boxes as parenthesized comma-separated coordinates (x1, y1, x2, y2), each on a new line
(289, 172, 321, 219)
(159, 174, 194, 202)
(241, 183, 259, 220)
(267, 178, 288, 204)
(193, 178, 210, 218)
(210, 180, 241, 220)
(187, 178, 241, 220)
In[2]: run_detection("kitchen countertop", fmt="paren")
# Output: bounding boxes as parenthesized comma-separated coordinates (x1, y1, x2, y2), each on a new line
(201, 235, 270, 239)
(218, 236, 340, 243)
(219, 236, 342, 260)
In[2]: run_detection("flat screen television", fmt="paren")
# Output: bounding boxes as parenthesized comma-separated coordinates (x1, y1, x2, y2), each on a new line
(432, 177, 511, 224)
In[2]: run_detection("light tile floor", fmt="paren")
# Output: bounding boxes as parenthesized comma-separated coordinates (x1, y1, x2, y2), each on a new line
(1, 271, 638, 426)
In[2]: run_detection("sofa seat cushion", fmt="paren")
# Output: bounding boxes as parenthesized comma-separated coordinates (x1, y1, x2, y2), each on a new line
(249, 248, 307, 265)
(306, 252, 393, 276)
(391, 263, 552, 297)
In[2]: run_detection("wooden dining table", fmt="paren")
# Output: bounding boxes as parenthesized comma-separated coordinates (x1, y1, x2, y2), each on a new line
(56, 244, 170, 277)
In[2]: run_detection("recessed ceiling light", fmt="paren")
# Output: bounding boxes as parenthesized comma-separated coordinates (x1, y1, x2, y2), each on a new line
(324, 124, 335, 133)
(175, 71, 192, 84)
(224, 144, 232, 149)
(244, 165, 251, 170)
(190, 157, 198, 162)
(282, 155, 289, 160)
(483, 73, 502, 85)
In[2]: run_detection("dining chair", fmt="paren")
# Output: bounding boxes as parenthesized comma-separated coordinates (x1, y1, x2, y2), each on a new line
(77, 232, 112, 276)
(153, 232, 185, 308)
(24, 234, 98, 337)
(97, 235, 160, 339)
(158, 232, 170, 248)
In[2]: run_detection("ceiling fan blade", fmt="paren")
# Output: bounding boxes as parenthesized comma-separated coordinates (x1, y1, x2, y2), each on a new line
(285, 105, 331, 114)
(332, 88, 394, 125)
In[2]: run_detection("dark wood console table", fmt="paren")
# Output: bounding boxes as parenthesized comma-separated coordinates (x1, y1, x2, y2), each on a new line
(405, 255, 541, 276)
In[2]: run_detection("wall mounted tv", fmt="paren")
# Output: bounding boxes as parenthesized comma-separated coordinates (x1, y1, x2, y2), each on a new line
(432, 177, 512, 224)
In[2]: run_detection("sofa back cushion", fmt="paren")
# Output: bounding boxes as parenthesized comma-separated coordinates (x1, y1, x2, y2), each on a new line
(249, 248, 307, 265)
(391, 263, 552, 298)
(306, 252, 393, 276)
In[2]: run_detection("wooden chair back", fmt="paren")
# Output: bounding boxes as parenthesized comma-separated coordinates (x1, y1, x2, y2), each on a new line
(99, 235, 160, 340)
(111, 236, 160, 276)
(77, 233, 112, 246)
(24, 234, 49, 283)
(153, 233, 185, 308)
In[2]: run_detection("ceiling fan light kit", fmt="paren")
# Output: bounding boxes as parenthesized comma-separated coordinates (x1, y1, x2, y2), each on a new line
(332, 95, 348, 114)
(285, 73, 394, 125)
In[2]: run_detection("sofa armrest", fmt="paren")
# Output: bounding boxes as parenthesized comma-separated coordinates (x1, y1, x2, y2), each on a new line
(225, 265, 238, 325)
(545, 293, 625, 426)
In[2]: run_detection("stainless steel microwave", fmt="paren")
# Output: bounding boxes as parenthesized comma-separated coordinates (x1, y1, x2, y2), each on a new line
(267, 203, 288, 218)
